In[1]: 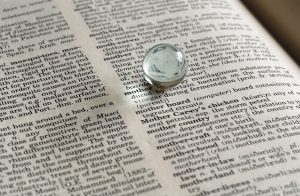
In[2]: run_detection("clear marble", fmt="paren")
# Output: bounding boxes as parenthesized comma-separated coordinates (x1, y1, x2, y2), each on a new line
(143, 44, 188, 88)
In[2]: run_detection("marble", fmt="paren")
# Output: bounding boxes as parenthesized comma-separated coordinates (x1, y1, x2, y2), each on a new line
(142, 44, 187, 88)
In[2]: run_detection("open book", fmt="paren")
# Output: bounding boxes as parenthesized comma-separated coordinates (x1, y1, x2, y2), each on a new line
(0, 0, 299, 195)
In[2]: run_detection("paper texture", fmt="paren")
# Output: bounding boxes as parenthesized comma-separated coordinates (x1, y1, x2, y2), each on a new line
(0, 0, 299, 195)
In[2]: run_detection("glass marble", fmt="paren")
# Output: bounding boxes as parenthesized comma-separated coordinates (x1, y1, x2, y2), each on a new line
(142, 44, 188, 88)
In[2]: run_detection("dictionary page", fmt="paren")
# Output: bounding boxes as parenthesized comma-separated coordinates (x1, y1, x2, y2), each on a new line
(0, 0, 165, 195)
(1, 0, 300, 196)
